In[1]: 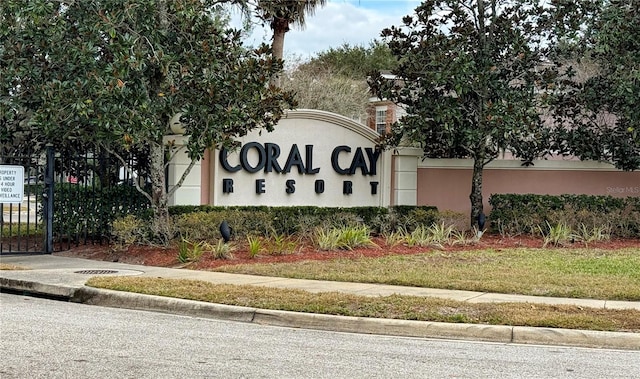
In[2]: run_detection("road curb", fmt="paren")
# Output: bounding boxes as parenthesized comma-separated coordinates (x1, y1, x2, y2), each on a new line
(72, 286, 257, 323)
(0, 277, 77, 299)
(253, 308, 514, 342)
(512, 326, 640, 350)
(65, 285, 640, 350)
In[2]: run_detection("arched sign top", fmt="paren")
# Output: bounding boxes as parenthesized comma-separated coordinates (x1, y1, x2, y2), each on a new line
(210, 108, 388, 207)
(283, 109, 380, 143)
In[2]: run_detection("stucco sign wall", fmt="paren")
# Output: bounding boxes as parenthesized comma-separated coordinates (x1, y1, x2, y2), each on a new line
(211, 110, 391, 207)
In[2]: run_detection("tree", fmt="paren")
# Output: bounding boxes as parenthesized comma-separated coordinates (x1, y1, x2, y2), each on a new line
(281, 62, 370, 121)
(255, 0, 327, 84)
(1, 0, 296, 243)
(277, 41, 398, 121)
(303, 41, 399, 80)
(369, 0, 570, 227)
(551, 0, 639, 171)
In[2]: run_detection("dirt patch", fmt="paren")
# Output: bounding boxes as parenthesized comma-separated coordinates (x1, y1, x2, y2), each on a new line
(54, 234, 640, 269)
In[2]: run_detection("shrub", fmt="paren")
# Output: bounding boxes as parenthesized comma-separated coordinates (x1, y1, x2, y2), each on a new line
(1, 223, 44, 238)
(403, 222, 455, 249)
(174, 212, 226, 241)
(383, 230, 406, 247)
(246, 235, 263, 258)
(428, 222, 454, 246)
(111, 215, 149, 246)
(177, 239, 205, 264)
(314, 227, 343, 251)
(574, 224, 610, 247)
(368, 206, 438, 234)
(437, 210, 468, 232)
(53, 183, 149, 241)
(204, 240, 234, 260)
(313, 226, 378, 251)
(392, 206, 439, 232)
(451, 229, 477, 246)
(489, 194, 640, 238)
(405, 225, 432, 247)
(539, 222, 573, 247)
(263, 232, 299, 255)
(168, 205, 440, 243)
(337, 226, 378, 250)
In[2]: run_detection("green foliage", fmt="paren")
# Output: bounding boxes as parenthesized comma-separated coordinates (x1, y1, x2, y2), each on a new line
(374, 206, 439, 234)
(539, 222, 574, 248)
(428, 222, 455, 245)
(313, 226, 378, 251)
(404, 222, 455, 249)
(451, 229, 476, 246)
(281, 62, 370, 120)
(382, 230, 406, 247)
(205, 240, 235, 260)
(304, 41, 399, 80)
(313, 228, 343, 251)
(53, 183, 149, 241)
(111, 215, 149, 246)
(336, 226, 378, 250)
(404, 225, 430, 247)
(170, 206, 393, 239)
(489, 194, 640, 238)
(263, 232, 299, 256)
(169, 205, 228, 216)
(370, 0, 573, 225)
(1, 223, 44, 238)
(550, 1, 640, 171)
(437, 210, 468, 233)
(169, 205, 443, 241)
(574, 224, 611, 247)
(173, 212, 226, 242)
(1, 0, 296, 243)
(254, 0, 326, 64)
(177, 239, 205, 264)
(246, 235, 263, 258)
(2, 0, 294, 151)
(177, 238, 233, 262)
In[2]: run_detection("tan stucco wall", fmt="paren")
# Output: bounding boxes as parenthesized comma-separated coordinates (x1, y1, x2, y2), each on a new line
(417, 159, 640, 214)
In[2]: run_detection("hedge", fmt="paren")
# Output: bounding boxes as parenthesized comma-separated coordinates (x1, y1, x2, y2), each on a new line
(489, 194, 640, 238)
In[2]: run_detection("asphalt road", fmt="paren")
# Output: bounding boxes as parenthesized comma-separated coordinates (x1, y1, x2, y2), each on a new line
(1, 293, 638, 379)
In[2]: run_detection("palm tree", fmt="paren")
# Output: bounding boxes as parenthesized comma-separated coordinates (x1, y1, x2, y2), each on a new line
(257, 0, 327, 84)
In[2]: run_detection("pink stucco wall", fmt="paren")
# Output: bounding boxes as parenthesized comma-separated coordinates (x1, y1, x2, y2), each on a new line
(417, 166, 640, 214)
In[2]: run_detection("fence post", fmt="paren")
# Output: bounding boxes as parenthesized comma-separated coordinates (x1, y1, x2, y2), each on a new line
(44, 145, 54, 254)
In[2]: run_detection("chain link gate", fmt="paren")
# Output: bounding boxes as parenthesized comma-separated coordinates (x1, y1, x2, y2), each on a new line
(1, 145, 149, 255)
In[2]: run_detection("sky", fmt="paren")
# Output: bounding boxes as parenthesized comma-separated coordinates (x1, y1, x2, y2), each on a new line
(231, 1, 421, 61)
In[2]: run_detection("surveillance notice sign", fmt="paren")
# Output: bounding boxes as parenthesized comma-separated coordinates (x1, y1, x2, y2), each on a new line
(0, 165, 24, 204)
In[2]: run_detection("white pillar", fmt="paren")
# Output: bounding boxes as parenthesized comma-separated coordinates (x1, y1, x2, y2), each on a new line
(393, 147, 422, 206)
(164, 135, 202, 206)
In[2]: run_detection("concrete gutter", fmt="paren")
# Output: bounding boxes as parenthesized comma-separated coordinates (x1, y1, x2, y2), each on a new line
(2, 276, 638, 351)
(1, 255, 639, 350)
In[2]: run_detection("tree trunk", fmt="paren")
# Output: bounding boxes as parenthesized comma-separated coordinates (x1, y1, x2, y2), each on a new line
(469, 156, 484, 230)
(270, 18, 288, 87)
(149, 141, 171, 245)
(272, 26, 286, 61)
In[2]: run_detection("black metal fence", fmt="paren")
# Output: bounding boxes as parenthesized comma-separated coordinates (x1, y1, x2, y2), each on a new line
(0, 147, 48, 254)
(1, 145, 149, 255)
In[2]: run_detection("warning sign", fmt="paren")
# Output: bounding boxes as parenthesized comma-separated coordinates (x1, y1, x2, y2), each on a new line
(0, 165, 25, 204)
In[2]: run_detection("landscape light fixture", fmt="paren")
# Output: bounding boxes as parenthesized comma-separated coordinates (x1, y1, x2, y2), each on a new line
(220, 220, 231, 243)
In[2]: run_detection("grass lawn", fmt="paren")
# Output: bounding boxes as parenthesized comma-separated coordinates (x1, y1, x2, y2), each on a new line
(212, 247, 640, 301)
(85, 246, 640, 332)
(86, 276, 640, 333)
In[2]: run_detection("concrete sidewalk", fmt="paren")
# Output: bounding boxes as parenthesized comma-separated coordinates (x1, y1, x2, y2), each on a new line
(1, 254, 639, 350)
